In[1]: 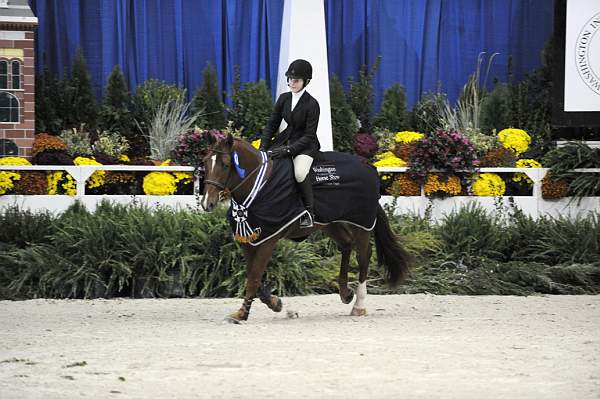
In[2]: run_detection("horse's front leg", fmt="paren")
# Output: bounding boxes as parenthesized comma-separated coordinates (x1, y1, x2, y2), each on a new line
(225, 240, 279, 323)
(351, 230, 371, 316)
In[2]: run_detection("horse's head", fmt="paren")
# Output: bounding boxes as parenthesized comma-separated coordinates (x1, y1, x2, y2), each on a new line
(201, 132, 234, 211)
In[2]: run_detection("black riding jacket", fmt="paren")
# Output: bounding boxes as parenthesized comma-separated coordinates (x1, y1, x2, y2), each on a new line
(260, 91, 320, 157)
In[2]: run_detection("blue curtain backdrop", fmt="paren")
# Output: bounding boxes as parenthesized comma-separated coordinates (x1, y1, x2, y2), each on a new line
(30, 0, 553, 109)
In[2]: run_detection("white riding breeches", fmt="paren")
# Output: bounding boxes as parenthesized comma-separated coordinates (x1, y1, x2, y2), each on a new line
(293, 154, 313, 183)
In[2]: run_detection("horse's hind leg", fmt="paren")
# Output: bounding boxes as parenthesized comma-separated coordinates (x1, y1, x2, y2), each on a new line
(226, 240, 279, 323)
(350, 229, 371, 316)
(325, 225, 354, 304)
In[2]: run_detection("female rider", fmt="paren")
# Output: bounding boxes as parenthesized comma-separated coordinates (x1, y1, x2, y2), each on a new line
(259, 59, 320, 228)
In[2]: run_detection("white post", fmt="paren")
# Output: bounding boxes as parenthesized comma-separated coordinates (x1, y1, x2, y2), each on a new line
(277, 0, 333, 151)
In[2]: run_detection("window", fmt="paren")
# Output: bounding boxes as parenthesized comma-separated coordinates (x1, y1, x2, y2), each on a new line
(0, 92, 19, 122)
(0, 59, 22, 90)
(0, 61, 7, 89)
(12, 61, 20, 89)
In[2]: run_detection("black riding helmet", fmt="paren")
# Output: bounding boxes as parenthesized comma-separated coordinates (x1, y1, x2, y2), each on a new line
(285, 59, 312, 86)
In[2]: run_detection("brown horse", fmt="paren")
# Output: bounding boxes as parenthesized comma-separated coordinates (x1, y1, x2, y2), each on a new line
(201, 133, 411, 323)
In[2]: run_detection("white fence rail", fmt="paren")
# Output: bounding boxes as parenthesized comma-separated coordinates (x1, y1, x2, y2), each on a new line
(1, 165, 599, 220)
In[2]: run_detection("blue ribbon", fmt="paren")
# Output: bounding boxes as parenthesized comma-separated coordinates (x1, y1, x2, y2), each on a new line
(233, 151, 246, 178)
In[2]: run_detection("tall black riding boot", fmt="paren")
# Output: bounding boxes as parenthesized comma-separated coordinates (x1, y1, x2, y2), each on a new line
(298, 178, 314, 228)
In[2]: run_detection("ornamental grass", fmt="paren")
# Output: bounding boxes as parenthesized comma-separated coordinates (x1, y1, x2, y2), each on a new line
(3, 203, 599, 299)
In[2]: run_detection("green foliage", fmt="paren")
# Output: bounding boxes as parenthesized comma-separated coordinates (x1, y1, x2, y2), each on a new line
(191, 63, 226, 130)
(411, 91, 447, 134)
(35, 65, 62, 134)
(100, 65, 136, 138)
(0, 205, 55, 249)
(133, 79, 186, 135)
(347, 56, 380, 132)
(59, 126, 93, 157)
(1, 203, 599, 299)
(509, 213, 600, 265)
(329, 74, 359, 152)
(228, 66, 273, 140)
(435, 204, 507, 262)
(480, 81, 512, 134)
(373, 84, 409, 132)
(507, 40, 555, 159)
(543, 142, 600, 198)
(69, 49, 98, 130)
(93, 131, 130, 159)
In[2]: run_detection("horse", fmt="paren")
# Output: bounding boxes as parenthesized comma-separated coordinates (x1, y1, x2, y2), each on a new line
(201, 133, 411, 323)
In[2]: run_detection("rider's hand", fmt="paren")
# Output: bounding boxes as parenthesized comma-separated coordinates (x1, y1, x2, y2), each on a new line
(268, 146, 291, 159)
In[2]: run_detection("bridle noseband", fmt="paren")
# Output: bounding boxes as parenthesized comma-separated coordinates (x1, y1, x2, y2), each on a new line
(203, 149, 268, 201)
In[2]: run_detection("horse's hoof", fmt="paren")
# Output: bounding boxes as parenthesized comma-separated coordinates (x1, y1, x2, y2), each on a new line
(224, 316, 243, 324)
(340, 290, 354, 304)
(224, 309, 247, 324)
(270, 296, 283, 313)
(350, 307, 367, 317)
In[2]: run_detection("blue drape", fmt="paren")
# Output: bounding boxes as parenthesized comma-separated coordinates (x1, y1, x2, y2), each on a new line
(31, 0, 283, 102)
(30, 0, 553, 109)
(325, 0, 554, 108)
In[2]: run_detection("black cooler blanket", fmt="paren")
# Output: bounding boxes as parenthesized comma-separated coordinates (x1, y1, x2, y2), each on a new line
(228, 151, 381, 246)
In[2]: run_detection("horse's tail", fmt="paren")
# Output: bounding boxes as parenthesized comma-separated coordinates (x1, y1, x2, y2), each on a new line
(373, 204, 412, 287)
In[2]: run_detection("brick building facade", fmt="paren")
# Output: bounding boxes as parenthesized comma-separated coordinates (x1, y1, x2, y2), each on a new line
(0, 0, 37, 158)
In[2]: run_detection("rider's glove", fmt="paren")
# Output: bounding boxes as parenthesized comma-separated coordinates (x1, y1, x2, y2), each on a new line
(268, 146, 291, 159)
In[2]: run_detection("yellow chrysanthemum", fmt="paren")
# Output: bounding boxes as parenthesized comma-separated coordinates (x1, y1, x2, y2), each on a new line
(513, 158, 542, 184)
(423, 174, 462, 196)
(74, 156, 105, 188)
(119, 154, 131, 163)
(173, 171, 193, 184)
(373, 154, 407, 167)
(0, 156, 31, 166)
(394, 131, 424, 144)
(47, 171, 76, 196)
(143, 172, 177, 195)
(0, 157, 30, 195)
(498, 128, 531, 155)
(252, 139, 261, 149)
(472, 173, 506, 196)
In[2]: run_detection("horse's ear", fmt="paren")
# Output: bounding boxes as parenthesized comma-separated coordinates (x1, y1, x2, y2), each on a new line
(225, 132, 234, 147)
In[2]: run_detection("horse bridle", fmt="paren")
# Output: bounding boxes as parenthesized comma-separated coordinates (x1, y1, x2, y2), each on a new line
(203, 149, 268, 201)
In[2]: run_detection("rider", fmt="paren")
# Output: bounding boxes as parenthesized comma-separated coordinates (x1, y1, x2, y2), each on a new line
(259, 59, 320, 228)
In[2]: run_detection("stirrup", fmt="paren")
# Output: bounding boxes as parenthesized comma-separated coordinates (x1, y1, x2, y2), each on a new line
(299, 212, 313, 228)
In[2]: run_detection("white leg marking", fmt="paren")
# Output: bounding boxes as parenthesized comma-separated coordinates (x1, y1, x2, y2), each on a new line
(354, 281, 367, 309)
(350, 281, 367, 316)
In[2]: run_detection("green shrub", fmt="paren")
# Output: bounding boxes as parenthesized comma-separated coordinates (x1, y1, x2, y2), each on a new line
(435, 204, 507, 262)
(329, 74, 359, 152)
(228, 67, 273, 140)
(69, 49, 98, 130)
(373, 83, 409, 132)
(347, 57, 380, 132)
(100, 65, 137, 139)
(191, 62, 227, 130)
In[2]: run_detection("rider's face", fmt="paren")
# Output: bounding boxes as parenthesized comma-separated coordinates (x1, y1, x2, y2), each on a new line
(287, 78, 304, 93)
